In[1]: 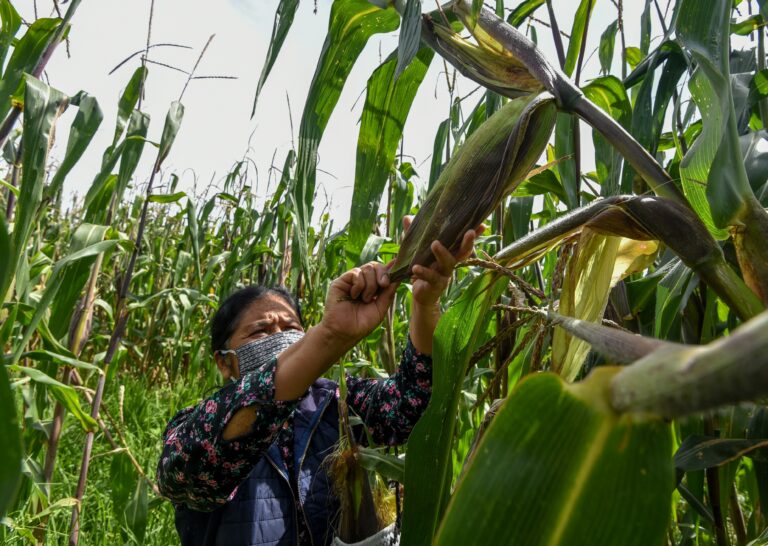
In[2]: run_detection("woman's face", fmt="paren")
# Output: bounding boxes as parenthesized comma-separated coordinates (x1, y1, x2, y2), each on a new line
(215, 294, 303, 381)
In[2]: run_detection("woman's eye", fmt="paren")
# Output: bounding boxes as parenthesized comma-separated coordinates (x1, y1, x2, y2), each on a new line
(251, 331, 266, 339)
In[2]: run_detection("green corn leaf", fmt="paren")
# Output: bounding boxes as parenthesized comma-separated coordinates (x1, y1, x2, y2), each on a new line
(395, 0, 421, 78)
(555, 112, 579, 208)
(48, 222, 111, 339)
(507, 0, 545, 28)
(346, 46, 432, 266)
(677, 0, 758, 230)
(9, 365, 97, 431)
(149, 191, 186, 204)
(675, 435, 768, 473)
(401, 274, 505, 546)
(435, 370, 674, 546)
(0, 17, 61, 120)
(582, 76, 630, 196)
(19, 350, 101, 373)
(0, 0, 22, 69)
(428, 118, 450, 192)
(357, 447, 404, 483)
(598, 20, 618, 75)
(0, 361, 22, 518)
(12, 239, 123, 365)
(46, 92, 104, 198)
(563, 0, 596, 77)
(4, 76, 68, 301)
(124, 477, 148, 544)
(157, 101, 185, 168)
(114, 66, 147, 144)
(640, 0, 651, 56)
(292, 0, 399, 280)
(252, 0, 300, 116)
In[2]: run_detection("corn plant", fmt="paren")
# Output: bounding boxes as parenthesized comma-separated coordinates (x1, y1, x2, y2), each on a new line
(2, 0, 768, 545)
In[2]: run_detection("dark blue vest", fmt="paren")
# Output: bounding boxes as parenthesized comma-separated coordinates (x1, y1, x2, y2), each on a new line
(175, 379, 341, 546)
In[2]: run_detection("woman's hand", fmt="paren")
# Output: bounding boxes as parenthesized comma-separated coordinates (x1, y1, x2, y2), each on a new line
(318, 261, 399, 346)
(406, 216, 486, 355)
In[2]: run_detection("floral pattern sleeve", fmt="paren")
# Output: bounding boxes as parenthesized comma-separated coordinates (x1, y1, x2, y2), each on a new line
(156, 358, 298, 511)
(346, 338, 433, 445)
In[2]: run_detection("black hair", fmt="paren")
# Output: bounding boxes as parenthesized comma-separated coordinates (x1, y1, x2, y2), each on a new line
(210, 285, 302, 353)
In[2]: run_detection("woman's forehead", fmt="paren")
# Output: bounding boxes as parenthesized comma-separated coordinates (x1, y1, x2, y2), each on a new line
(239, 294, 299, 323)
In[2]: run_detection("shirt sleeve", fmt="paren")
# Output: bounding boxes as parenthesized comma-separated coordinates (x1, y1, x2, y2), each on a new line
(346, 338, 433, 446)
(156, 357, 298, 511)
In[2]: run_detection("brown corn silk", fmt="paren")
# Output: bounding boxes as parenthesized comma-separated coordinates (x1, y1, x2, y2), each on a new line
(389, 93, 556, 283)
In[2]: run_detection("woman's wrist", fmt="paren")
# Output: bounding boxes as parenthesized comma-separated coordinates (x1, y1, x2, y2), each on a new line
(410, 300, 441, 355)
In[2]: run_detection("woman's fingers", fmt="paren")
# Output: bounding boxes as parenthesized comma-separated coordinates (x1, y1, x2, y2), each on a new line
(430, 240, 457, 276)
(361, 264, 379, 302)
(413, 264, 445, 286)
(402, 215, 413, 233)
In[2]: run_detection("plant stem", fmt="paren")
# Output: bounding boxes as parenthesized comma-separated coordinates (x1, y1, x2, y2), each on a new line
(611, 310, 768, 418)
(730, 482, 747, 546)
(544, 0, 566, 68)
(704, 418, 730, 546)
(757, 26, 768, 130)
(69, 158, 162, 546)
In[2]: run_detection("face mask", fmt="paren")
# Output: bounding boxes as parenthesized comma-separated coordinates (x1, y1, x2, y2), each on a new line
(232, 330, 305, 376)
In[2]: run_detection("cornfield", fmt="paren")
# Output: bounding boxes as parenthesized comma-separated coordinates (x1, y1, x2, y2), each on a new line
(2, 0, 768, 544)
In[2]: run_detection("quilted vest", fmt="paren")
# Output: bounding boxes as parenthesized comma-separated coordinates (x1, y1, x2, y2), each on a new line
(174, 378, 341, 546)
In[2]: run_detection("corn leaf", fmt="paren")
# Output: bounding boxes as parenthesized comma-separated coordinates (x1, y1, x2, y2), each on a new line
(435, 370, 674, 546)
(563, 0, 596, 77)
(582, 76, 630, 196)
(346, 46, 432, 265)
(48, 223, 111, 339)
(157, 101, 184, 168)
(251, 0, 300, 116)
(292, 0, 398, 280)
(0, 17, 61, 120)
(46, 92, 103, 198)
(114, 66, 147, 144)
(507, 0, 545, 27)
(401, 274, 505, 546)
(677, 0, 756, 230)
(0, 0, 21, 69)
(395, 0, 422, 78)
(0, 360, 22, 518)
(598, 20, 618, 75)
(124, 477, 148, 544)
(4, 76, 68, 301)
(553, 231, 620, 380)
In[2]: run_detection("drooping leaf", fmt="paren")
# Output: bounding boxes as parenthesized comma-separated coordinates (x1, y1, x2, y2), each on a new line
(157, 101, 185, 168)
(251, 0, 300, 116)
(346, 46, 433, 265)
(395, 0, 421, 78)
(563, 0, 596, 77)
(675, 435, 768, 473)
(114, 66, 147, 144)
(598, 20, 618, 75)
(435, 370, 674, 546)
(47, 92, 104, 198)
(506, 0, 545, 28)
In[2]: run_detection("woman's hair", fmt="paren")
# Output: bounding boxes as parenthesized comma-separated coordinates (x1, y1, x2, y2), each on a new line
(210, 285, 301, 352)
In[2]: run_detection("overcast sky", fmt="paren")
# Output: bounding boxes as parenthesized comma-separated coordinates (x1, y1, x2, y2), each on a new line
(21, 0, 647, 226)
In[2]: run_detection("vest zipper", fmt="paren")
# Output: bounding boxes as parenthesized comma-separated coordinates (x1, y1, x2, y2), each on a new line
(296, 393, 334, 546)
(265, 456, 300, 545)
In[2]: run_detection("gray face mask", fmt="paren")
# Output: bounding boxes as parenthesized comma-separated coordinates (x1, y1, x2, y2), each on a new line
(233, 330, 305, 376)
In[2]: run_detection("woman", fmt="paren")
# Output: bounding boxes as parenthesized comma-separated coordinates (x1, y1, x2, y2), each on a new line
(156, 226, 482, 546)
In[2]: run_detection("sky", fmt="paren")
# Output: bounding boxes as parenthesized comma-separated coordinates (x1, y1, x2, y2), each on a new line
(21, 0, 647, 226)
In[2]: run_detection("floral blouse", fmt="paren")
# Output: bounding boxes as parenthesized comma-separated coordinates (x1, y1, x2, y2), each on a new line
(156, 339, 432, 514)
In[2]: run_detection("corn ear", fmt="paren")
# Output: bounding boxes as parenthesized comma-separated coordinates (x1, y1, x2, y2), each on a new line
(423, 16, 542, 98)
(389, 93, 556, 283)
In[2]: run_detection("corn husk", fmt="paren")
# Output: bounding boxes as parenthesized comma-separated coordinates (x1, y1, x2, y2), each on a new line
(389, 93, 556, 283)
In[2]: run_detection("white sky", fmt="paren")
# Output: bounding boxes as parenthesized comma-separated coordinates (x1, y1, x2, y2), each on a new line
(23, 0, 647, 226)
